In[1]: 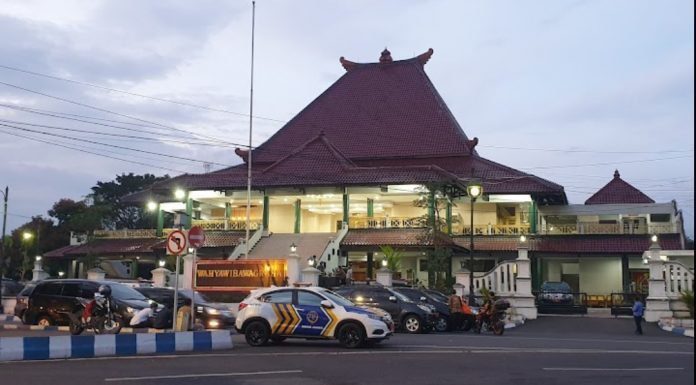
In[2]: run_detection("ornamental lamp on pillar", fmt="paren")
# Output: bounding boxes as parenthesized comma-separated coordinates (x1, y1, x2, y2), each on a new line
(146, 201, 158, 212)
(466, 181, 482, 305)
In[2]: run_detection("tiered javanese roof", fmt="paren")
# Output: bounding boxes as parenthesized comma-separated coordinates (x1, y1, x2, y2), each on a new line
(131, 49, 566, 203)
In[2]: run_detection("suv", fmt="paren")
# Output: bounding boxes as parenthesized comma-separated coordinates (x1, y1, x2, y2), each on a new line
(14, 283, 36, 321)
(136, 287, 235, 329)
(236, 286, 393, 348)
(334, 285, 437, 334)
(24, 279, 151, 326)
(539, 281, 574, 305)
(393, 287, 451, 332)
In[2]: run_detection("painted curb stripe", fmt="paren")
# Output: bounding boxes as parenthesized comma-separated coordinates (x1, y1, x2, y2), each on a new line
(115, 334, 137, 356)
(193, 331, 212, 351)
(156, 333, 176, 353)
(23, 337, 49, 360)
(72, 336, 95, 358)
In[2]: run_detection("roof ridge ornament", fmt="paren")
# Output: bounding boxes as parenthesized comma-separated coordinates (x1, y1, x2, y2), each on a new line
(614, 169, 620, 179)
(417, 48, 434, 65)
(379, 48, 393, 64)
(339, 56, 358, 71)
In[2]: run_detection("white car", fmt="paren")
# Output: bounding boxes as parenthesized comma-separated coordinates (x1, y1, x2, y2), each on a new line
(235, 286, 394, 348)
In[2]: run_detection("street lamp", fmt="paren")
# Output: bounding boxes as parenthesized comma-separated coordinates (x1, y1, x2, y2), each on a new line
(290, 242, 297, 254)
(22, 231, 33, 241)
(146, 201, 158, 212)
(466, 181, 483, 305)
(58, 271, 65, 278)
(158, 259, 166, 268)
(174, 189, 186, 200)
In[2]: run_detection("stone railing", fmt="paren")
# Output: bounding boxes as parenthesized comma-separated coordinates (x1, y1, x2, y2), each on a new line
(645, 243, 695, 322)
(460, 224, 530, 236)
(192, 219, 261, 231)
(663, 262, 694, 299)
(348, 216, 426, 229)
(544, 222, 677, 235)
(94, 229, 159, 238)
(470, 261, 519, 295)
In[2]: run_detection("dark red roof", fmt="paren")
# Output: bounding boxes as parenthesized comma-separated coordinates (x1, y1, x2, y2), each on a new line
(452, 234, 683, 254)
(126, 49, 566, 203)
(585, 170, 654, 205)
(43, 245, 80, 258)
(251, 49, 474, 164)
(341, 229, 456, 248)
(53, 238, 164, 256)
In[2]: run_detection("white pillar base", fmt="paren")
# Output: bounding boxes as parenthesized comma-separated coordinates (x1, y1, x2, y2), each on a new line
(645, 298, 672, 322)
(182, 254, 194, 289)
(376, 268, 393, 287)
(86, 268, 106, 282)
(287, 253, 302, 286)
(302, 267, 320, 287)
(151, 267, 172, 288)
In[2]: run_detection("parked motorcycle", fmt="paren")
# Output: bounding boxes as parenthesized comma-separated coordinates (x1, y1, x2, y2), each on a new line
(68, 285, 122, 335)
(474, 299, 510, 336)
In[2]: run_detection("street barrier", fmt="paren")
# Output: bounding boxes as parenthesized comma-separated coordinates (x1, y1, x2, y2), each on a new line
(0, 330, 233, 361)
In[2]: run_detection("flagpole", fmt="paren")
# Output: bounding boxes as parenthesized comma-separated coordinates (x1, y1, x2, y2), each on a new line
(244, 1, 256, 259)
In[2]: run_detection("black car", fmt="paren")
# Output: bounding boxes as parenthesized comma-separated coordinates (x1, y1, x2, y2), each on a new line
(1, 278, 24, 297)
(538, 281, 574, 305)
(14, 283, 36, 321)
(24, 279, 150, 326)
(135, 287, 235, 329)
(334, 285, 437, 334)
(393, 287, 451, 332)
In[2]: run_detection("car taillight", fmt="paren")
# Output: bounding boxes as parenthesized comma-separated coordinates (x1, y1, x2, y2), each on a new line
(238, 303, 248, 312)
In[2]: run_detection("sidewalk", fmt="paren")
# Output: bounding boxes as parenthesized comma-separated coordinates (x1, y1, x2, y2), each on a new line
(658, 317, 694, 338)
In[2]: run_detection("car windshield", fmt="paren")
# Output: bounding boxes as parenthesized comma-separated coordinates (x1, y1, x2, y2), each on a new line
(181, 290, 212, 303)
(395, 289, 421, 302)
(426, 290, 448, 302)
(541, 282, 571, 293)
(108, 283, 148, 301)
(387, 288, 412, 302)
(321, 290, 354, 307)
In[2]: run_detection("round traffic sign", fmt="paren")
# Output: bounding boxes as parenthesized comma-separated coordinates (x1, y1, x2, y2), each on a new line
(166, 230, 188, 255)
(188, 226, 206, 249)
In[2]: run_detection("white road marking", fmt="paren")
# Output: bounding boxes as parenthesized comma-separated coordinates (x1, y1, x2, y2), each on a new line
(104, 369, 303, 382)
(421, 333, 693, 346)
(400, 345, 693, 355)
(542, 367, 684, 371)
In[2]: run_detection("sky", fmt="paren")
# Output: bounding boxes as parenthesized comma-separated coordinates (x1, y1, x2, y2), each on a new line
(0, 0, 693, 236)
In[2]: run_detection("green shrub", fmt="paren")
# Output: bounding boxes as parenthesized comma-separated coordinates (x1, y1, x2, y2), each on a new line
(679, 290, 694, 318)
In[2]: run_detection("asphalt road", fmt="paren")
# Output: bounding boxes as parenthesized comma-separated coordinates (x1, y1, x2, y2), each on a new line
(0, 317, 693, 385)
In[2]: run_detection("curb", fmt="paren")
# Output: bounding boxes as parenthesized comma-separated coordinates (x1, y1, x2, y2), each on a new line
(658, 320, 694, 338)
(0, 315, 19, 322)
(0, 330, 233, 361)
(0, 323, 168, 333)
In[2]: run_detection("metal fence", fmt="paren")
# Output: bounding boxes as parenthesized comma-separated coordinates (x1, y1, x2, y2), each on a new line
(609, 292, 644, 317)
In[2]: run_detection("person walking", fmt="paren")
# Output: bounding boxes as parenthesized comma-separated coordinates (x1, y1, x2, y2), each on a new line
(448, 289, 464, 331)
(632, 296, 645, 335)
(176, 298, 192, 331)
(346, 264, 353, 285)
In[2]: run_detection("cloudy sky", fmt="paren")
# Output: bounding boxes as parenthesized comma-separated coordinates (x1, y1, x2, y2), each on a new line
(0, 0, 693, 236)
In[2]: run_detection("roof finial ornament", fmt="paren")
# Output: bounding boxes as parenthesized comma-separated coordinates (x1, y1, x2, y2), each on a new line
(614, 169, 620, 179)
(380, 48, 393, 64)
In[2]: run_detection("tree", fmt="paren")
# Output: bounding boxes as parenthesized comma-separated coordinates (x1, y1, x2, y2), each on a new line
(48, 199, 88, 226)
(379, 245, 402, 272)
(90, 173, 169, 229)
(413, 184, 459, 292)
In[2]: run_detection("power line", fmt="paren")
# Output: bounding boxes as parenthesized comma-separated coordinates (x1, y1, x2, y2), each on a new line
(0, 122, 231, 167)
(478, 144, 694, 155)
(0, 128, 191, 174)
(0, 64, 286, 123)
(0, 80, 239, 146)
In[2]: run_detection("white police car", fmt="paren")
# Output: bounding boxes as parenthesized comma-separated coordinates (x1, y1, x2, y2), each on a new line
(235, 286, 394, 348)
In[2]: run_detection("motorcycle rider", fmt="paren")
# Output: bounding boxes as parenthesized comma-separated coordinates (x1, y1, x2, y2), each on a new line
(478, 291, 497, 326)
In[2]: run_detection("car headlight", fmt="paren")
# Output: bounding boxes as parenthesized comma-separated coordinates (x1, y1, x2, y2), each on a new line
(417, 304, 431, 312)
(205, 307, 221, 315)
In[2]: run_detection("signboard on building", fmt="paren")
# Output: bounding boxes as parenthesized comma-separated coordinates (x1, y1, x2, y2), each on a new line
(195, 260, 287, 290)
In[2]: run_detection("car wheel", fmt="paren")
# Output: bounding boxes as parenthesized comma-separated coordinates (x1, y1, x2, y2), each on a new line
(402, 315, 422, 334)
(338, 323, 365, 348)
(435, 316, 449, 333)
(37, 315, 53, 327)
(245, 321, 270, 347)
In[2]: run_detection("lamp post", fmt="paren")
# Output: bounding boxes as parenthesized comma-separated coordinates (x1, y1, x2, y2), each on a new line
(466, 182, 482, 305)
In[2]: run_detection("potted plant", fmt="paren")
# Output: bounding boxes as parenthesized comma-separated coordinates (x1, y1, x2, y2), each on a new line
(379, 245, 402, 279)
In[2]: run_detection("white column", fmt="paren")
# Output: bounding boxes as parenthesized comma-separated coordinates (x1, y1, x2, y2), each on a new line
(645, 242, 671, 322)
(376, 268, 393, 287)
(31, 258, 49, 282)
(182, 254, 194, 289)
(455, 269, 471, 296)
(302, 266, 320, 287)
(509, 242, 536, 320)
(86, 268, 106, 282)
(151, 267, 171, 288)
(453, 283, 465, 298)
(287, 252, 302, 286)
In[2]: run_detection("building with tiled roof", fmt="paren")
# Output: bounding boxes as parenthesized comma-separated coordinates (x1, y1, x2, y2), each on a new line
(46, 50, 689, 297)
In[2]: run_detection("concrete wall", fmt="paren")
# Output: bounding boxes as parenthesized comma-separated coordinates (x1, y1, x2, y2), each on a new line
(451, 201, 498, 226)
(269, 204, 295, 233)
(579, 257, 623, 295)
(389, 204, 425, 218)
(546, 260, 562, 282)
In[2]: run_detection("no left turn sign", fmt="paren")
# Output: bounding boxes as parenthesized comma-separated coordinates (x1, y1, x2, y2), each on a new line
(166, 230, 188, 255)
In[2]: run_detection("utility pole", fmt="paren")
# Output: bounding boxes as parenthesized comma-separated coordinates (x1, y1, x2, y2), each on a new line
(0, 186, 6, 313)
